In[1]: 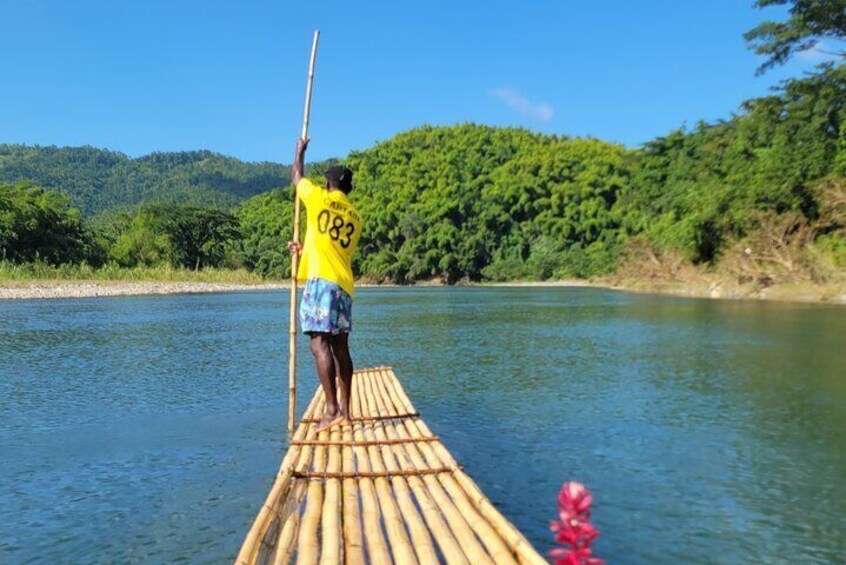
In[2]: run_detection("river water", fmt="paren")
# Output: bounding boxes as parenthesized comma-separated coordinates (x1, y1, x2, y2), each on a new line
(1, 287, 844, 563)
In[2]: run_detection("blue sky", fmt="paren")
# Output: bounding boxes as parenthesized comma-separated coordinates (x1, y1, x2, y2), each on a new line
(0, 0, 838, 162)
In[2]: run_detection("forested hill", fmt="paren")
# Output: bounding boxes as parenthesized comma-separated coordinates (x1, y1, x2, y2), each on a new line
(1, 64, 844, 290)
(0, 145, 292, 215)
(346, 125, 628, 282)
(343, 64, 845, 284)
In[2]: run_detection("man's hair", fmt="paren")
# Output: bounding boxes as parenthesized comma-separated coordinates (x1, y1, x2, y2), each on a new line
(325, 165, 353, 194)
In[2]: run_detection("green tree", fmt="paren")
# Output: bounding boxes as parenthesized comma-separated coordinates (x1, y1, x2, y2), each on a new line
(347, 124, 628, 282)
(746, 0, 846, 73)
(163, 207, 240, 270)
(108, 204, 240, 269)
(0, 181, 103, 265)
(618, 64, 846, 264)
(234, 187, 296, 278)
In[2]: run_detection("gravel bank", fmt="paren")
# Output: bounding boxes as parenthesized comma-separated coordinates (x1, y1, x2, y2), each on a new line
(2, 278, 842, 304)
(0, 281, 288, 300)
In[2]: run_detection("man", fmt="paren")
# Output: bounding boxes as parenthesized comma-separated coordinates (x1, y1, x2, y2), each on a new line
(288, 137, 362, 432)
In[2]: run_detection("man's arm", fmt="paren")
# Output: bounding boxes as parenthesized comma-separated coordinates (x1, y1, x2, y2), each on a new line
(288, 137, 310, 257)
(291, 137, 309, 186)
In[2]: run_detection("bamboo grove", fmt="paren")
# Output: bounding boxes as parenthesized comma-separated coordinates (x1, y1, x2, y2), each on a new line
(2, 64, 845, 286)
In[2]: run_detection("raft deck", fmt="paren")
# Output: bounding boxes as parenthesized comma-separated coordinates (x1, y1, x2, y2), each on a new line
(237, 367, 546, 564)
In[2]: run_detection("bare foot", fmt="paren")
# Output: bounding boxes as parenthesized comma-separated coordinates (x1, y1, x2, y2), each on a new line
(316, 412, 345, 432)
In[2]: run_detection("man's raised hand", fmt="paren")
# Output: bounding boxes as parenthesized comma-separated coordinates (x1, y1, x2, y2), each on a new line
(296, 137, 310, 157)
(292, 137, 310, 185)
(287, 241, 303, 255)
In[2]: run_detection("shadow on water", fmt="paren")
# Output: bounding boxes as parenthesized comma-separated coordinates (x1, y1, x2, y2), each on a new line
(1, 288, 844, 563)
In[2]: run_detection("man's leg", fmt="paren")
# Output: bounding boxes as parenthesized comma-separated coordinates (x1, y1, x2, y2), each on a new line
(309, 332, 342, 429)
(329, 332, 354, 421)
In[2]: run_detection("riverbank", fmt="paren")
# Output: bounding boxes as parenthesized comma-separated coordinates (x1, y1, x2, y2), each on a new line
(481, 277, 846, 304)
(0, 280, 287, 300)
(2, 276, 843, 304)
(601, 277, 846, 305)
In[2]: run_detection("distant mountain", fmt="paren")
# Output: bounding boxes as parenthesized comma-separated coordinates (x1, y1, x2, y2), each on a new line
(0, 144, 293, 215)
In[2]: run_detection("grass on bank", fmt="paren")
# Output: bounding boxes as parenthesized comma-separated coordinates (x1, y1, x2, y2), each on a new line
(0, 261, 273, 284)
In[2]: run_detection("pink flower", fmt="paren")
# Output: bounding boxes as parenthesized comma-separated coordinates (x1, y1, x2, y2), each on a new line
(551, 547, 604, 565)
(549, 481, 604, 565)
(558, 481, 593, 522)
(553, 521, 598, 547)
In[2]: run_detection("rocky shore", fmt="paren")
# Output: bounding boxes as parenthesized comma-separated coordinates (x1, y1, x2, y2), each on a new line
(0, 281, 288, 300)
(484, 279, 845, 304)
(1, 278, 843, 305)
(603, 278, 846, 305)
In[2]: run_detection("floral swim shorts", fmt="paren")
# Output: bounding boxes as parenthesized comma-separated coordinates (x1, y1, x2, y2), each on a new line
(299, 277, 353, 334)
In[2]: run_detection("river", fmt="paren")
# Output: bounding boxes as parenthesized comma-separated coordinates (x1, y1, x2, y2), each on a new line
(2, 287, 844, 563)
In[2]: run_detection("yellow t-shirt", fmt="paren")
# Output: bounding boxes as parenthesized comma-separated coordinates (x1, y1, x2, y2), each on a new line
(296, 178, 362, 297)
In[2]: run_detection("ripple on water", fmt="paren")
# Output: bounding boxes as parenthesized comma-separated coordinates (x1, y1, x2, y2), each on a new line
(1, 288, 845, 563)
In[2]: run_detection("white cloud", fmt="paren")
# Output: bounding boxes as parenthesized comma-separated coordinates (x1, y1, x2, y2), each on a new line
(489, 87, 553, 122)
(796, 40, 842, 63)
(797, 46, 827, 62)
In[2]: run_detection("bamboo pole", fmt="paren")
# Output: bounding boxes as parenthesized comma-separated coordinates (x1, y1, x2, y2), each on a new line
(362, 370, 446, 565)
(272, 481, 307, 565)
(273, 395, 327, 565)
(357, 372, 421, 565)
(292, 437, 440, 447)
(350, 373, 392, 563)
(378, 372, 506, 556)
(372, 371, 515, 564)
(237, 388, 323, 564)
(363, 370, 465, 565)
(342, 412, 365, 564)
(293, 468, 455, 480)
(378, 369, 547, 565)
(296, 424, 328, 564)
(319, 424, 343, 564)
(289, 29, 321, 435)
(363, 371, 490, 564)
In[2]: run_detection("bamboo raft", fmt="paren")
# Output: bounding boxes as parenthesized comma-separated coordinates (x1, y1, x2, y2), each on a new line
(237, 367, 546, 564)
